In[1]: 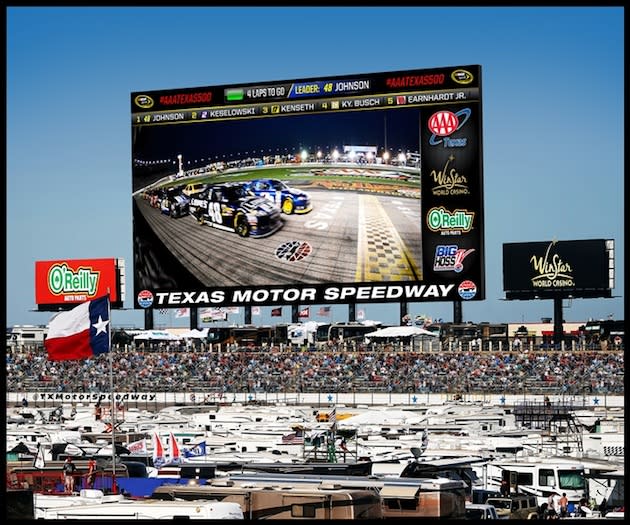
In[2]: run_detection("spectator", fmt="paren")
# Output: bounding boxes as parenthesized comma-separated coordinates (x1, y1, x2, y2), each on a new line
(62, 457, 77, 493)
(86, 457, 97, 489)
(558, 492, 569, 517)
(500, 478, 509, 496)
(5, 344, 624, 395)
(546, 492, 557, 518)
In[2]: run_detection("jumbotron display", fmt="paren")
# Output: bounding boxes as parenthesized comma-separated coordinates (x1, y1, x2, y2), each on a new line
(131, 65, 485, 309)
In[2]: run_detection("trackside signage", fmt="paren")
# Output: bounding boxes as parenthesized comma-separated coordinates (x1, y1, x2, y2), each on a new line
(35, 258, 120, 306)
(502, 239, 614, 300)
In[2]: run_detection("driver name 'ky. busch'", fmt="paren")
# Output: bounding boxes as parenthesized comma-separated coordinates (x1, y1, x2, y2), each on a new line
(427, 207, 474, 233)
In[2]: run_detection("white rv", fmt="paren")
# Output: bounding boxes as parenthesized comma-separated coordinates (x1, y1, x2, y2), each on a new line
(474, 456, 588, 510)
(7, 325, 47, 347)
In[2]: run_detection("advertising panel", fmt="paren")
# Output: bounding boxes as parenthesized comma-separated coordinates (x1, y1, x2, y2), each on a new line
(503, 239, 614, 299)
(131, 65, 484, 309)
(35, 258, 124, 310)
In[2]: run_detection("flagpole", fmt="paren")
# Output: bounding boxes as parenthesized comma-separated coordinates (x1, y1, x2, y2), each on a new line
(107, 291, 117, 494)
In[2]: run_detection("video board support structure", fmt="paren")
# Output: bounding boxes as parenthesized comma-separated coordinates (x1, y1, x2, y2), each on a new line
(400, 302, 408, 326)
(553, 298, 564, 348)
(190, 307, 198, 330)
(291, 305, 298, 324)
(244, 306, 251, 326)
(453, 300, 463, 324)
(348, 303, 356, 323)
(145, 308, 153, 330)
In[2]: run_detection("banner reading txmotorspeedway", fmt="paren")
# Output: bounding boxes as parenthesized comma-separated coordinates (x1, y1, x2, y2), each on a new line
(131, 65, 484, 308)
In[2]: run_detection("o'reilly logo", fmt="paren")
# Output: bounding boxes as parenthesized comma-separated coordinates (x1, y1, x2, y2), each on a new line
(48, 263, 99, 296)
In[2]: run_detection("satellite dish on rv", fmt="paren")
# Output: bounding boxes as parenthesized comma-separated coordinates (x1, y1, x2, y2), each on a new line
(410, 447, 423, 459)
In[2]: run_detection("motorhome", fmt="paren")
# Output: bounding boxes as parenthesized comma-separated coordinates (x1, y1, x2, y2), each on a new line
(6, 325, 47, 347)
(287, 321, 323, 347)
(317, 321, 383, 345)
(38, 497, 243, 520)
(222, 473, 467, 519)
(151, 479, 383, 520)
(473, 457, 588, 510)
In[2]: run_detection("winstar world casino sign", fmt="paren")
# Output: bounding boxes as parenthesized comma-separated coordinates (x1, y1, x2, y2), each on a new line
(35, 258, 123, 309)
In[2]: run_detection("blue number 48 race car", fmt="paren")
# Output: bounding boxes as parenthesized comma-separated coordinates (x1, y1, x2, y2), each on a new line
(189, 182, 283, 238)
(244, 178, 312, 215)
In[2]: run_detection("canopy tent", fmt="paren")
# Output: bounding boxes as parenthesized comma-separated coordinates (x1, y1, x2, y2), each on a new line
(178, 328, 209, 339)
(365, 325, 438, 339)
(133, 330, 181, 341)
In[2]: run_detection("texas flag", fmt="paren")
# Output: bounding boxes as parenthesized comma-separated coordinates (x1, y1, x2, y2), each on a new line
(44, 295, 111, 361)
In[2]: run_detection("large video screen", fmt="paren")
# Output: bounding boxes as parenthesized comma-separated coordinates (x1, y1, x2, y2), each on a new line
(503, 239, 615, 300)
(131, 65, 485, 309)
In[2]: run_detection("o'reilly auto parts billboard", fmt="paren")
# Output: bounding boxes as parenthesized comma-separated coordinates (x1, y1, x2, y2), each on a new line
(35, 258, 125, 311)
(131, 65, 484, 309)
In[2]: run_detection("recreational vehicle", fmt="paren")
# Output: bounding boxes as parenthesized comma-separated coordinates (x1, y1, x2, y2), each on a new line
(152, 479, 383, 520)
(6, 325, 47, 347)
(474, 457, 588, 510)
(222, 473, 467, 519)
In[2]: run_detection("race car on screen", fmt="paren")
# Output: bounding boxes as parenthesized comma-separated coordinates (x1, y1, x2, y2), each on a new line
(159, 187, 190, 218)
(243, 178, 312, 215)
(188, 182, 283, 238)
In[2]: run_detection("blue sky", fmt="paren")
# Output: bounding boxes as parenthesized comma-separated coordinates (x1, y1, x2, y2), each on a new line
(6, 6, 624, 329)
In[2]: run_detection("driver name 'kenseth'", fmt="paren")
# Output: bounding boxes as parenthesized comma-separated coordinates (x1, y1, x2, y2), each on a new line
(189, 183, 283, 238)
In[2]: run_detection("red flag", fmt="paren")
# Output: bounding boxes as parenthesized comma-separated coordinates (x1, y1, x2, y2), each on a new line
(271, 307, 282, 317)
(298, 307, 310, 318)
(174, 307, 190, 318)
(44, 295, 110, 361)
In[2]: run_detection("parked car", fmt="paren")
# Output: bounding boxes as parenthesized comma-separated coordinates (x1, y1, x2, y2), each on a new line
(465, 503, 500, 520)
(189, 182, 283, 238)
(244, 178, 312, 214)
(485, 495, 539, 519)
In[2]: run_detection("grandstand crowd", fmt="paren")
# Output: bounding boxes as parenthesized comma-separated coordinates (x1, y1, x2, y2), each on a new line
(6, 343, 624, 396)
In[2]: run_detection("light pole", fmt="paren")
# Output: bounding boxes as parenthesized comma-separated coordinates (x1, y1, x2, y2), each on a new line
(177, 154, 184, 178)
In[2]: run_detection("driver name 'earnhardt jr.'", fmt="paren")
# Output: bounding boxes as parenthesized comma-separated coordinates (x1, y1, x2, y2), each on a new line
(188, 182, 283, 238)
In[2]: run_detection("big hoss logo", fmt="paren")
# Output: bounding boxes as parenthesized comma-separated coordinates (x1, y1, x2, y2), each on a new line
(428, 108, 471, 147)
(433, 245, 475, 272)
